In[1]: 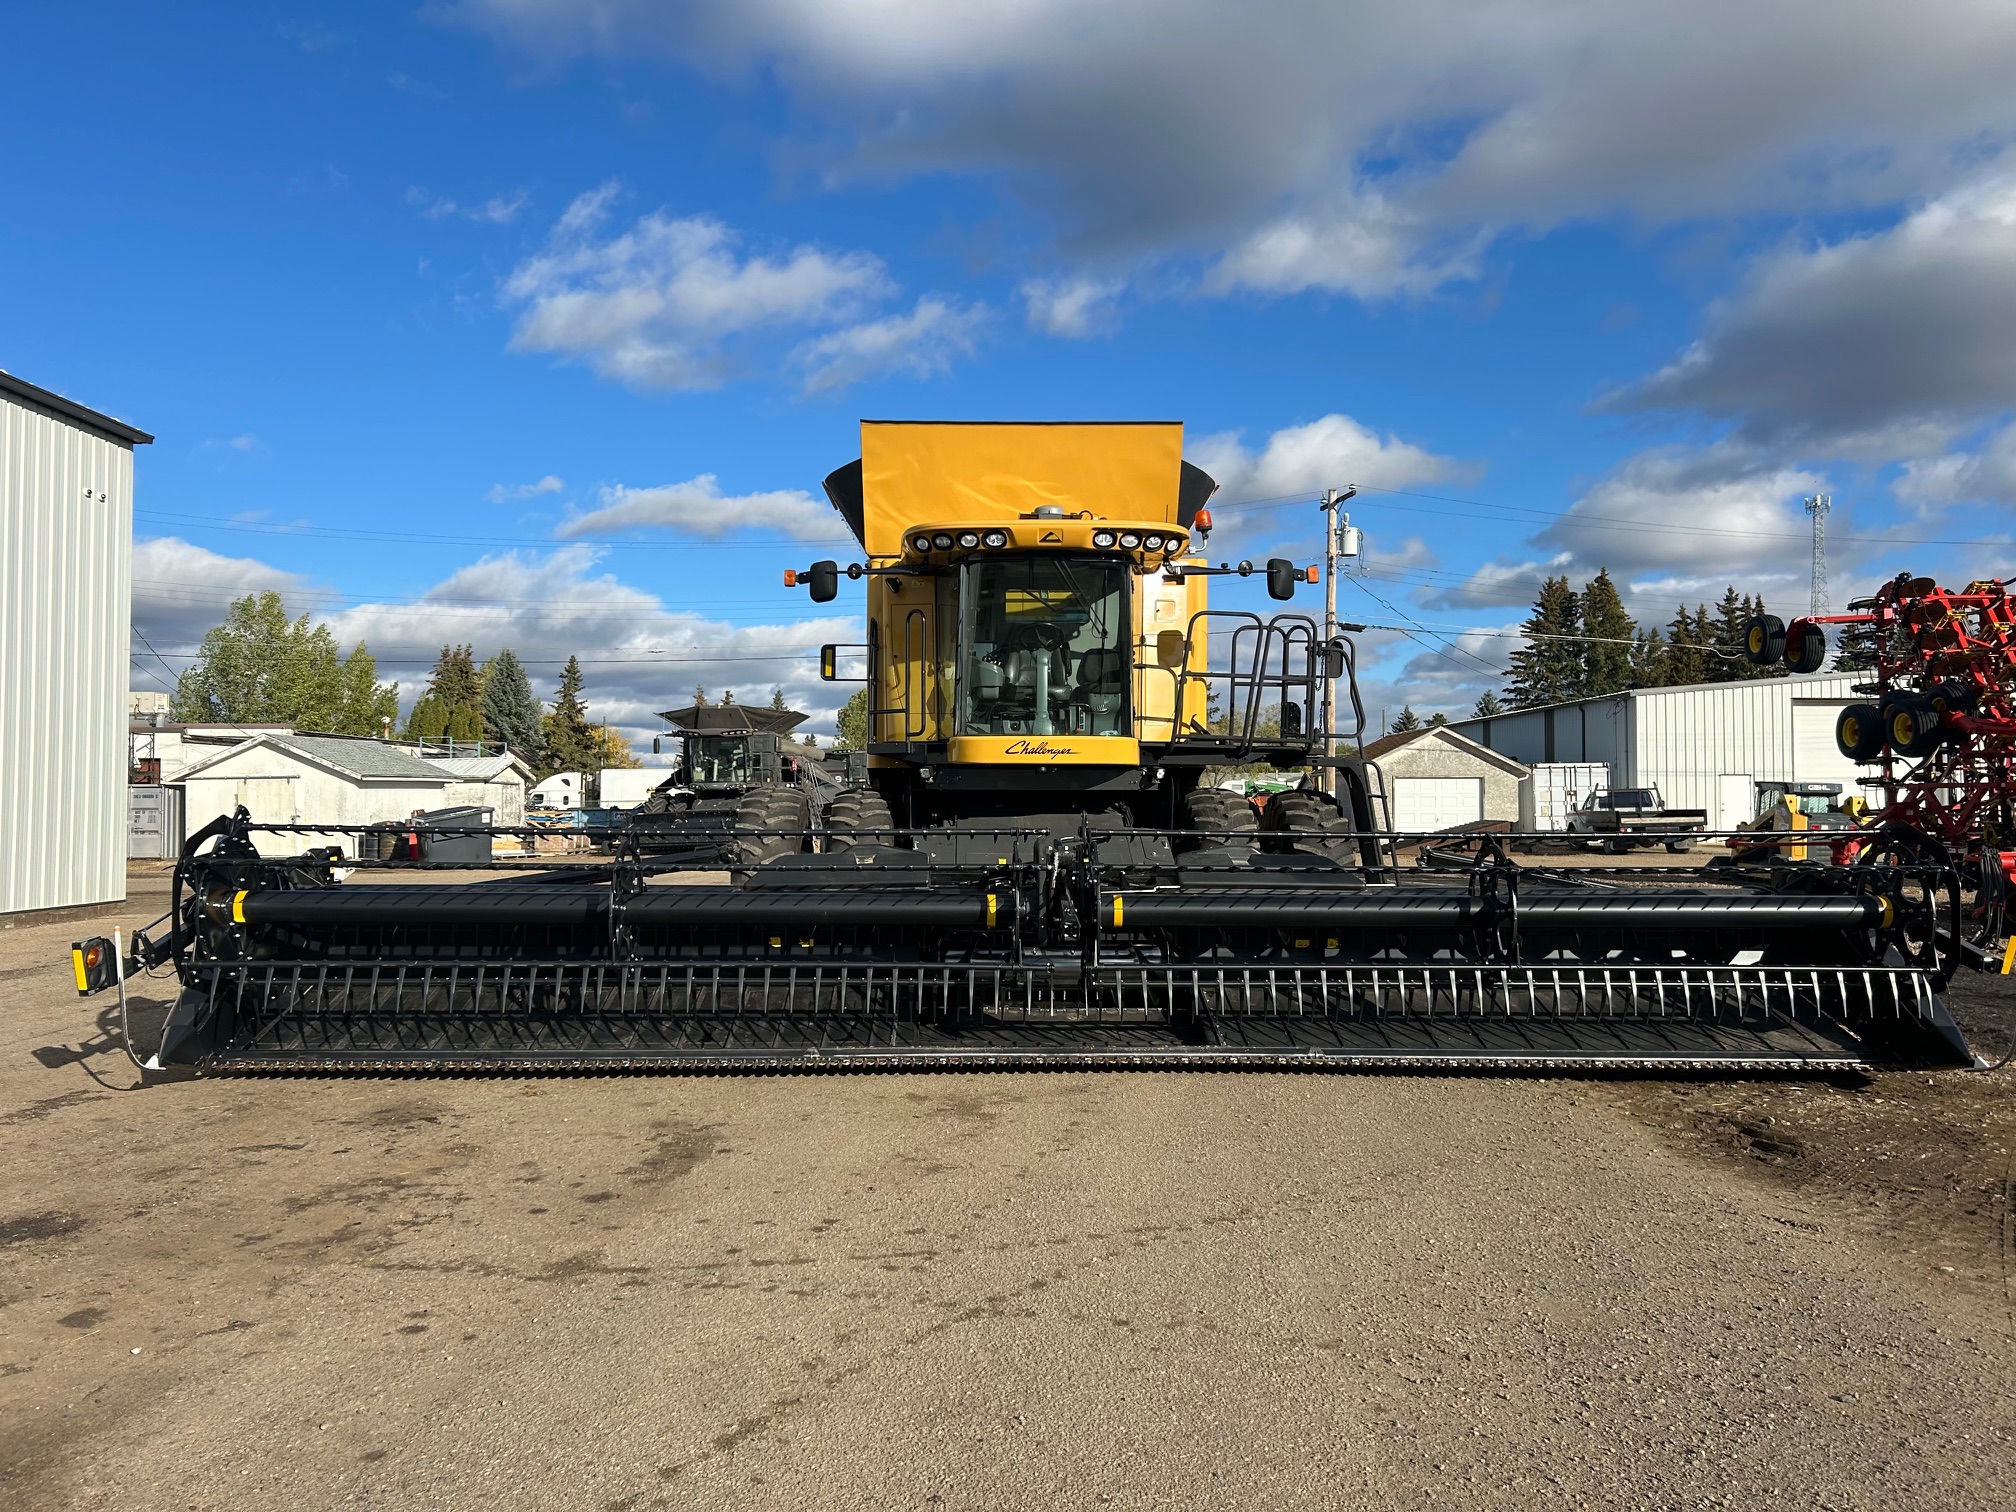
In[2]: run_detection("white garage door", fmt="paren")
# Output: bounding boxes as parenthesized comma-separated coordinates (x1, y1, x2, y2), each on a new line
(1391, 776, 1484, 833)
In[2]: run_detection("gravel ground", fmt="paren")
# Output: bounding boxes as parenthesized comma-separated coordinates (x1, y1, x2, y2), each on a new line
(2, 870, 2012, 1510)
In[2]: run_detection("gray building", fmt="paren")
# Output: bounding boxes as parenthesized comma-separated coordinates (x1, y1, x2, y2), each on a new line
(1, 371, 151, 923)
(1450, 673, 1876, 831)
(1363, 725, 1530, 831)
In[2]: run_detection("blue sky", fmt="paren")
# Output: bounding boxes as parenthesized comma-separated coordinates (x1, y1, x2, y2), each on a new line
(8, 2, 2016, 746)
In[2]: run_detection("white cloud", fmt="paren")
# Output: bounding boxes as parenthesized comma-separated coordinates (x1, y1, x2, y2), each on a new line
(407, 185, 529, 223)
(793, 296, 986, 394)
(486, 474, 565, 503)
(1895, 421, 2016, 507)
(557, 474, 837, 539)
(1207, 190, 1488, 300)
(1189, 413, 1465, 506)
(503, 183, 893, 389)
(1425, 443, 1823, 611)
(1021, 275, 1125, 338)
(1612, 170, 2016, 447)
(448, 0, 2016, 294)
(131, 537, 308, 656)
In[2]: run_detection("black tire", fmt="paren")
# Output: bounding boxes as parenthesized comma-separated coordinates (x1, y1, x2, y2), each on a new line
(1927, 680, 1978, 717)
(823, 789, 898, 852)
(1601, 835, 1629, 856)
(1886, 694, 1944, 759)
(1836, 702, 1885, 761)
(730, 787, 811, 865)
(1784, 619, 1827, 674)
(1178, 786, 1258, 852)
(1743, 613, 1786, 665)
(1258, 789, 1354, 860)
(1665, 838, 1696, 854)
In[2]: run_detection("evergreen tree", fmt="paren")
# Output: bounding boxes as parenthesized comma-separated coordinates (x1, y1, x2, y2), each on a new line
(692, 685, 708, 707)
(405, 644, 486, 741)
(1426, 712, 1450, 727)
(1504, 576, 1583, 708)
(1579, 569, 1638, 695)
(1473, 690, 1504, 718)
(1391, 705, 1422, 732)
(769, 686, 788, 710)
(171, 590, 396, 734)
(833, 688, 870, 751)
(1629, 625, 1666, 689)
(541, 655, 597, 774)
(1708, 587, 1750, 682)
(1831, 615, 1893, 673)
(481, 649, 543, 755)
(1660, 604, 1714, 686)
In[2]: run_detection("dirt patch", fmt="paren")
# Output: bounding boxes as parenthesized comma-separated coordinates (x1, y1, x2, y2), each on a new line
(0, 1211, 85, 1246)
(1600, 975, 2016, 1298)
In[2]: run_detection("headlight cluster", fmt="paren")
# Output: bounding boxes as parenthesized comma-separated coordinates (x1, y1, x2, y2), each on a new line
(910, 529, 1015, 553)
(1090, 530, 1184, 553)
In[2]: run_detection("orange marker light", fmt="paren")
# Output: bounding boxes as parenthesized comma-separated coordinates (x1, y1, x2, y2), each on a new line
(1304, 566, 1320, 584)
(783, 569, 799, 586)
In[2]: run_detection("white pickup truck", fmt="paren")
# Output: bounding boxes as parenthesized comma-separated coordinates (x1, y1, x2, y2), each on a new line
(1563, 785, 1710, 853)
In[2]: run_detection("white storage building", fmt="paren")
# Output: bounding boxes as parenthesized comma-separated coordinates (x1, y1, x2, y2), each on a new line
(2, 372, 151, 923)
(175, 734, 456, 857)
(422, 751, 535, 826)
(1450, 674, 1878, 831)
(1362, 725, 1530, 831)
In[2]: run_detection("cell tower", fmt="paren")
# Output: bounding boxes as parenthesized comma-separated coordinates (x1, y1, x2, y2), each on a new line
(1804, 494, 1831, 617)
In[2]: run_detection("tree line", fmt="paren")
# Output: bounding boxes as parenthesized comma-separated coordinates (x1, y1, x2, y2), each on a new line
(1480, 570, 1790, 715)
(169, 591, 641, 778)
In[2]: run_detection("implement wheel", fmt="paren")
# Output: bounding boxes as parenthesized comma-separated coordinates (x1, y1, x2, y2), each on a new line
(730, 788, 812, 865)
(1259, 789, 1354, 860)
(1178, 787, 1258, 852)
(824, 789, 899, 852)
(1743, 614, 1786, 665)
(1836, 702, 1884, 762)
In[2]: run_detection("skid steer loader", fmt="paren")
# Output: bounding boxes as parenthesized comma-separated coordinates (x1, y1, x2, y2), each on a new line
(80, 422, 1978, 1072)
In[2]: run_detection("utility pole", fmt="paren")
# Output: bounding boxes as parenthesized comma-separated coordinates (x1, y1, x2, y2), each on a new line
(1320, 485, 1359, 794)
(1804, 494, 1831, 617)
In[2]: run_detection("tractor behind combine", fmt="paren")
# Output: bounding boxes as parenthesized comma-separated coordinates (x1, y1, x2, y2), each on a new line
(73, 426, 1995, 1074)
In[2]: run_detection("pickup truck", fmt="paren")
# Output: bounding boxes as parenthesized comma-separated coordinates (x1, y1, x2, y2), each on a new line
(1564, 786, 1710, 853)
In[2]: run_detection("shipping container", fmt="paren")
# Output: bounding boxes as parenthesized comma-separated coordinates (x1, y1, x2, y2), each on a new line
(1517, 762, 1610, 831)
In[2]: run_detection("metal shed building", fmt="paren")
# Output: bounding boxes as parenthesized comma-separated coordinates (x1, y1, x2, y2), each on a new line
(1, 371, 151, 923)
(1449, 673, 1876, 831)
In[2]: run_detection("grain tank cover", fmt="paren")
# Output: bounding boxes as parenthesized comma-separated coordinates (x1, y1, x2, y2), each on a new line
(845, 421, 1188, 556)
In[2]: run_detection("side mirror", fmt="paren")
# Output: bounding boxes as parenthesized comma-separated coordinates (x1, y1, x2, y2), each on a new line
(1280, 701, 1303, 737)
(807, 560, 840, 603)
(1155, 629, 1187, 668)
(1266, 558, 1298, 601)
(820, 645, 839, 681)
(652, 736, 661, 755)
(1322, 641, 1347, 680)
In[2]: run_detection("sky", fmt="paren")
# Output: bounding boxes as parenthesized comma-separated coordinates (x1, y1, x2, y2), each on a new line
(7, 2, 2016, 749)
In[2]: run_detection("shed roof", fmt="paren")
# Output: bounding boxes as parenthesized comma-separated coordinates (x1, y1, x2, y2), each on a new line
(424, 752, 536, 782)
(178, 733, 451, 784)
(1362, 724, 1529, 776)
(0, 370, 153, 446)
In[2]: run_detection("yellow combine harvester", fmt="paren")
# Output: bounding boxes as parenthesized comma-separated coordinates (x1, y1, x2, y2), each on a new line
(78, 421, 1977, 1072)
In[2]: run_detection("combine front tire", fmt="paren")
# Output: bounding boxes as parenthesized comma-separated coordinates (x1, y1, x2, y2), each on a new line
(824, 789, 898, 852)
(1259, 789, 1354, 860)
(730, 788, 812, 865)
(1178, 787, 1258, 852)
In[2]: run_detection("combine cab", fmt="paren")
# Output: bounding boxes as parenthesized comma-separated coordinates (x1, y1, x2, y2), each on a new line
(81, 425, 1981, 1073)
(622, 701, 851, 862)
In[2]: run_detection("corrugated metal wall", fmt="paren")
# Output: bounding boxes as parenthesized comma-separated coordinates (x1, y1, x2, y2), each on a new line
(1627, 674, 1866, 815)
(1, 392, 134, 915)
(1450, 674, 1872, 820)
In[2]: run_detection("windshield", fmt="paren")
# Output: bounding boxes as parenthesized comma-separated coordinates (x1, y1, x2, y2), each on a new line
(688, 735, 752, 784)
(961, 556, 1129, 737)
